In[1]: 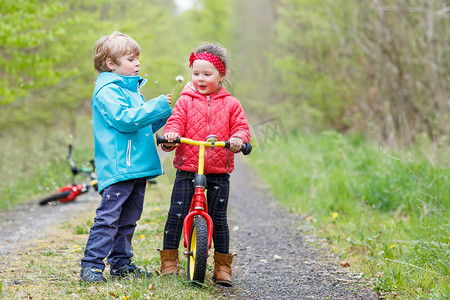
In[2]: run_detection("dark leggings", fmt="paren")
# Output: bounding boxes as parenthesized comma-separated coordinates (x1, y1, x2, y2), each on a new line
(163, 170, 230, 254)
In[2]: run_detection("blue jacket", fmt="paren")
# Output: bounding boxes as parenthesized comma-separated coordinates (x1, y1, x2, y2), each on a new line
(91, 72, 172, 192)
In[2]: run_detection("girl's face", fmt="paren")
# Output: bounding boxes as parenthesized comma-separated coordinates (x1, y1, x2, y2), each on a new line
(191, 59, 224, 95)
(109, 53, 140, 76)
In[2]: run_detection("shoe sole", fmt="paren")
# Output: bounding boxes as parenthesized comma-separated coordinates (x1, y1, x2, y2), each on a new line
(212, 276, 233, 287)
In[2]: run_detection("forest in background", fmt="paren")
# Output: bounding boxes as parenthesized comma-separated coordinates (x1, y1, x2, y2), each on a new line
(0, 1, 448, 298)
(1, 0, 448, 149)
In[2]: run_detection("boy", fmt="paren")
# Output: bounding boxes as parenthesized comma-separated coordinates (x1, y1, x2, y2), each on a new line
(80, 31, 172, 282)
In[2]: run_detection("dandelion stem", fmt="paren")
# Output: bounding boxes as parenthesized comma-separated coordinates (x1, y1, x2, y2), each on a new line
(171, 83, 180, 95)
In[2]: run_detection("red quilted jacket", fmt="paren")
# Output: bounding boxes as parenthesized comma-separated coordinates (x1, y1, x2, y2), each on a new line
(162, 82, 251, 174)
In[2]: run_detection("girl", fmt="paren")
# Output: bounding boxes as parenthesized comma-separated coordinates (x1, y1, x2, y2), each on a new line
(159, 43, 250, 286)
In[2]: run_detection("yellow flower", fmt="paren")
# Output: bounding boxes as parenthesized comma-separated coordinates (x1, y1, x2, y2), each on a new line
(140, 234, 145, 240)
(389, 244, 397, 249)
(123, 296, 129, 300)
(332, 212, 339, 219)
(154, 208, 159, 211)
(151, 221, 156, 225)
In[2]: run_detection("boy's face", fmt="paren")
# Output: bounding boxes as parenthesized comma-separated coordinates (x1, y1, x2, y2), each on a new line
(108, 53, 140, 76)
(191, 60, 224, 95)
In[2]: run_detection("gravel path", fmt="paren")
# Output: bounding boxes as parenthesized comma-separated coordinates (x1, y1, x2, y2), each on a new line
(0, 191, 100, 256)
(222, 157, 380, 299)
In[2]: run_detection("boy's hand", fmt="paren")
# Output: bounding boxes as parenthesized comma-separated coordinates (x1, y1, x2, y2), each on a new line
(165, 94, 172, 105)
(229, 137, 243, 153)
(163, 132, 179, 146)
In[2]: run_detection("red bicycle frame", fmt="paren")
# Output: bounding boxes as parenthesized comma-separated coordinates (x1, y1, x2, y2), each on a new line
(54, 183, 89, 203)
(183, 187, 214, 249)
(156, 134, 252, 254)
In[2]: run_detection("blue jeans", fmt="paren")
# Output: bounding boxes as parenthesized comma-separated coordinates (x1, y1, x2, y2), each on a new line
(81, 178, 146, 270)
(163, 170, 231, 254)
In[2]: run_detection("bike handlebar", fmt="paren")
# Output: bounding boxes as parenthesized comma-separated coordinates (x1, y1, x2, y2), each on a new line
(156, 134, 252, 155)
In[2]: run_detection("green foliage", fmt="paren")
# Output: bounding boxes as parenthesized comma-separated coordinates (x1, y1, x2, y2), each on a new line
(267, 0, 357, 131)
(0, 0, 189, 130)
(183, 0, 231, 45)
(0, 0, 72, 104)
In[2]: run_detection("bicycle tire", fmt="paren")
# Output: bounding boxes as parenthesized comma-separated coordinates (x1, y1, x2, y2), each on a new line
(187, 216, 208, 284)
(38, 191, 72, 206)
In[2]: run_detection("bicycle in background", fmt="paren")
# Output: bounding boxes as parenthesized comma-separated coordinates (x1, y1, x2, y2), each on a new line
(38, 145, 98, 206)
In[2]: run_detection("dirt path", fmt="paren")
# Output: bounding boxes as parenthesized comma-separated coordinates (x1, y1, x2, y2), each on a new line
(0, 158, 379, 299)
(223, 158, 379, 299)
(0, 191, 100, 256)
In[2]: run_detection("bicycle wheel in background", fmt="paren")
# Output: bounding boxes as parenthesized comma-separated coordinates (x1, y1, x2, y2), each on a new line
(38, 191, 71, 206)
(187, 216, 208, 284)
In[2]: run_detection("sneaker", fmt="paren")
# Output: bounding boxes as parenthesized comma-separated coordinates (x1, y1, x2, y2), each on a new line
(110, 262, 151, 278)
(80, 266, 107, 283)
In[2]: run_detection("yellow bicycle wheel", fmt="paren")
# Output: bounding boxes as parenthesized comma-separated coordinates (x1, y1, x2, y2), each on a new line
(187, 216, 208, 284)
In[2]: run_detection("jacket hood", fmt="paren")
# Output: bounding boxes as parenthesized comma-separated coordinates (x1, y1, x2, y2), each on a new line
(92, 72, 147, 105)
(179, 81, 231, 100)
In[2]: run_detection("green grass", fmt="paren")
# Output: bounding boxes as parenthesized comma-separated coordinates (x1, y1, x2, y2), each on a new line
(249, 130, 449, 299)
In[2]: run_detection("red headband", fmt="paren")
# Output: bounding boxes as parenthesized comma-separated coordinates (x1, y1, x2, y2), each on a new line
(189, 52, 226, 76)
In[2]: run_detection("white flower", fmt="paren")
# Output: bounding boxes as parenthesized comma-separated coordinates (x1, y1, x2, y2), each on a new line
(175, 75, 184, 83)
(171, 75, 185, 95)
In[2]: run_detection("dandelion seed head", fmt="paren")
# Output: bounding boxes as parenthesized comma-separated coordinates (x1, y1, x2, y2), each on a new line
(175, 75, 184, 83)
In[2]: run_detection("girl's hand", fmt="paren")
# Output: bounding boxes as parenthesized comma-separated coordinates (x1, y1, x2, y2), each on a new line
(163, 132, 179, 146)
(229, 137, 243, 153)
(165, 94, 172, 105)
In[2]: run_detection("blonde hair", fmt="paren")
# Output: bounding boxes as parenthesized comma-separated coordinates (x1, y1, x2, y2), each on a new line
(93, 31, 140, 73)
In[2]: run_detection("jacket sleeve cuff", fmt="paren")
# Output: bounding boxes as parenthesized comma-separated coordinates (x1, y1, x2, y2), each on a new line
(231, 132, 249, 143)
(161, 144, 176, 152)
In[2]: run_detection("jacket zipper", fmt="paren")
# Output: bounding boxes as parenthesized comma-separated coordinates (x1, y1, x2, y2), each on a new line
(126, 140, 132, 166)
(207, 95, 211, 134)
(178, 144, 187, 166)
(226, 151, 229, 173)
(205, 94, 211, 171)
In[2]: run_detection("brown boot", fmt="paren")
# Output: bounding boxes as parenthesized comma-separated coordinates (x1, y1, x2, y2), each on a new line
(212, 252, 234, 287)
(158, 249, 179, 275)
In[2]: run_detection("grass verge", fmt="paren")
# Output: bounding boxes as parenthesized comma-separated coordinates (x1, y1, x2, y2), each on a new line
(249, 130, 449, 300)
